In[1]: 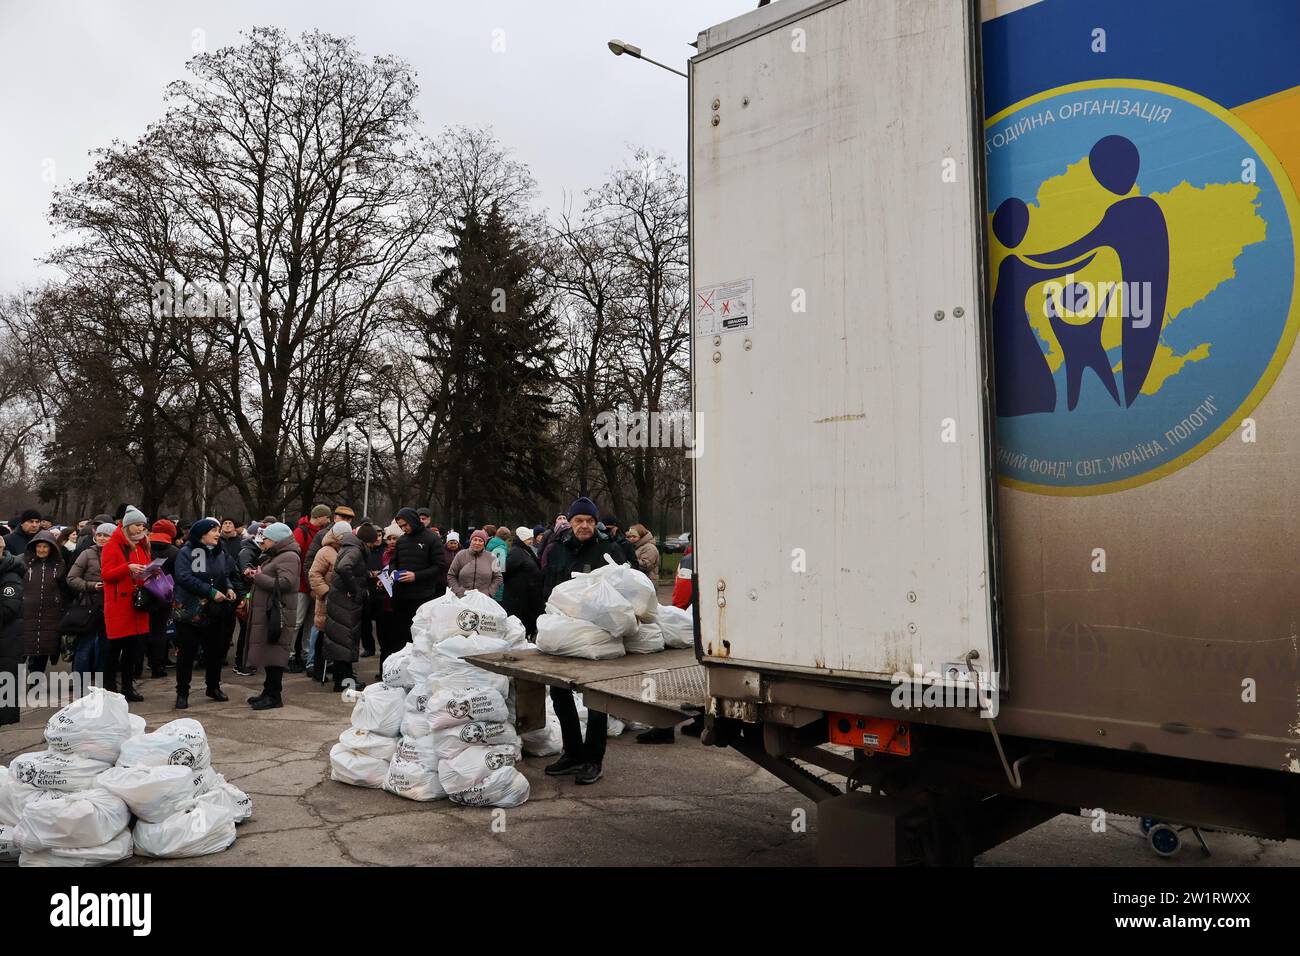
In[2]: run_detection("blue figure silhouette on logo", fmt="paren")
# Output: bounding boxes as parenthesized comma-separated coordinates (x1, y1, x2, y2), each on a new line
(993, 135, 1171, 416)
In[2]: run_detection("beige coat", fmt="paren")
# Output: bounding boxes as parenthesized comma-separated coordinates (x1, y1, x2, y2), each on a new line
(308, 535, 339, 630)
(634, 533, 660, 579)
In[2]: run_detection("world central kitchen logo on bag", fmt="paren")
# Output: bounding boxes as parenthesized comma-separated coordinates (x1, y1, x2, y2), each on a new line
(986, 80, 1300, 495)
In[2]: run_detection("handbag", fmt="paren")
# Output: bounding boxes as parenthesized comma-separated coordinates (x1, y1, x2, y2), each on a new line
(132, 586, 152, 611)
(173, 597, 208, 626)
(59, 604, 94, 635)
(235, 594, 251, 623)
(265, 577, 283, 643)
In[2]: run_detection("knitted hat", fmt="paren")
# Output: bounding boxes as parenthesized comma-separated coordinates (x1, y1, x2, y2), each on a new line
(187, 518, 219, 545)
(470, 530, 488, 545)
(331, 520, 352, 539)
(446, 531, 460, 544)
(95, 522, 116, 536)
(263, 522, 293, 543)
(515, 526, 534, 544)
(122, 505, 148, 528)
(19, 508, 40, 523)
(311, 504, 331, 519)
(385, 523, 401, 538)
(150, 519, 179, 544)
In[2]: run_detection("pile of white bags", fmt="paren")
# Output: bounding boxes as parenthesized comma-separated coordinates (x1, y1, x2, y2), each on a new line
(329, 682, 409, 788)
(331, 591, 531, 808)
(589, 554, 659, 622)
(1, 699, 249, 866)
(107, 716, 247, 859)
(625, 621, 666, 655)
(545, 572, 638, 641)
(535, 613, 625, 660)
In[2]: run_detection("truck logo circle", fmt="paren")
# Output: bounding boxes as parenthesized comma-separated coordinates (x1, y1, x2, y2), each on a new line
(986, 79, 1299, 494)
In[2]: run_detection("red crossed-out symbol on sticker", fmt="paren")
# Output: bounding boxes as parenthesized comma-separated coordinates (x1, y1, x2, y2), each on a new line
(696, 290, 716, 313)
(721, 300, 731, 315)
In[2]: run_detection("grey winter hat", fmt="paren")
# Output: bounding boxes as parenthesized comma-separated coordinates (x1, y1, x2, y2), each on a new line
(95, 523, 116, 536)
(121, 505, 147, 528)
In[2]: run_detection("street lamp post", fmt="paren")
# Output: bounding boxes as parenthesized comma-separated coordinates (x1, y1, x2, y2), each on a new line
(607, 39, 688, 78)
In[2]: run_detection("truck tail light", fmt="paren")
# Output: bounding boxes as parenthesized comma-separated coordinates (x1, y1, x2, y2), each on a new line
(829, 713, 911, 756)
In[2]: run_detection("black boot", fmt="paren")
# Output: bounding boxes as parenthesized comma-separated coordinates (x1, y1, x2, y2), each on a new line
(175, 692, 189, 709)
(250, 695, 282, 710)
(206, 687, 229, 702)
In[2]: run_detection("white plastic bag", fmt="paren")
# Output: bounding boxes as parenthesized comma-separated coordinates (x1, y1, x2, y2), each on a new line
(427, 634, 511, 695)
(329, 743, 388, 788)
(399, 678, 436, 738)
(426, 686, 509, 730)
(591, 554, 658, 622)
(155, 718, 211, 768)
(0, 767, 42, 825)
(519, 697, 564, 757)
(414, 591, 465, 643)
(625, 621, 665, 655)
(449, 589, 509, 638)
(337, 727, 398, 762)
(44, 688, 136, 763)
(546, 573, 638, 637)
(437, 743, 521, 794)
(382, 755, 447, 802)
(395, 734, 438, 771)
(97, 764, 200, 824)
(658, 604, 693, 648)
(431, 721, 520, 762)
(446, 766, 530, 808)
(9, 750, 110, 792)
(12, 787, 130, 851)
(381, 645, 417, 689)
(504, 615, 528, 647)
(535, 613, 626, 660)
(134, 800, 237, 858)
(196, 779, 253, 824)
(348, 682, 408, 737)
(0, 825, 17, 861)
(117, 720, 210, 771)
(19, 826, 132, 867)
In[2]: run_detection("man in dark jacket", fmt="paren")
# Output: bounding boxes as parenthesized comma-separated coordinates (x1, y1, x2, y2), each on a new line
(324, 524, 377, 691)
(0, 540, 24, 726)
(503, 526, 544, 637)
(4, 509, 40, 557)
(542, 497, 627, 785)
(388, 507, 447, 659)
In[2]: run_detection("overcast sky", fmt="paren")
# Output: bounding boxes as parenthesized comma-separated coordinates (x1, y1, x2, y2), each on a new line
(0, 0, 749, 290)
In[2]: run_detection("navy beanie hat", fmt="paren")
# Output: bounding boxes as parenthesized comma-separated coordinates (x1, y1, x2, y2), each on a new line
(187, 518, 220, 545)
(566, 497, 599, 520)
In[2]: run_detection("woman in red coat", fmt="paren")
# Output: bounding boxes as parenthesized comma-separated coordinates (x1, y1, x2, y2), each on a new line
(100, 506, 152, 701)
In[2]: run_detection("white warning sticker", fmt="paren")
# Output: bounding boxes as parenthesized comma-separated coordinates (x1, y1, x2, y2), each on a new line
(695, 278, 753, 337)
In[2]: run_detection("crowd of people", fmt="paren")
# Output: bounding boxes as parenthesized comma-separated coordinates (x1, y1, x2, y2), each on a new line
(0, 497, 695, 785)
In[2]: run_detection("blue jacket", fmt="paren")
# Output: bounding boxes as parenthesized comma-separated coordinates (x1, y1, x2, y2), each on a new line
(173, 543, 236, 617)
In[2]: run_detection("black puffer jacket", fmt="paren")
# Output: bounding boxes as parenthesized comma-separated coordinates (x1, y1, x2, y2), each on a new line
(503, 539, 544, 636)
(324, 533, 366, 663)
(23, 530, 67, 656)
(0, 552, 23, 726)
(391, 507, 447, 603)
